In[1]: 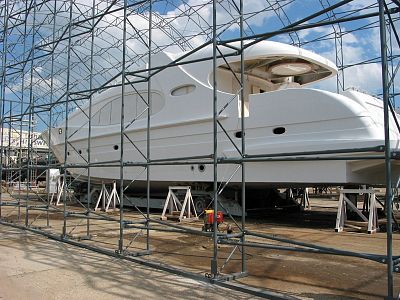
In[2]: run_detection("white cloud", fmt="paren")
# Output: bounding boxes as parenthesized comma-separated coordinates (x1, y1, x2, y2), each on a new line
(314, 62, 400, 99)
(344, 63, 383, 92)
(345, 0, 377, 12)
(4, 87, 12, 95)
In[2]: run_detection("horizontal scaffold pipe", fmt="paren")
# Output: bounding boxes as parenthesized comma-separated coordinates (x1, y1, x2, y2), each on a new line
(244, 145, 385, 158)
(26, 206, 62, 213)
(3, 165, 62, 171)
(149, 154, 214, 163)
(124, 224, 243, 240)
(0, 202, 26, 207)
(149, 218, 244, 239)
(4, 156, 399, 174)
(65, 212, 125, 223)
(219, 155, 397, 163)
(20, 155, 397, 171)
(219, 240, 399, 267)
(244, 230, 399, 264)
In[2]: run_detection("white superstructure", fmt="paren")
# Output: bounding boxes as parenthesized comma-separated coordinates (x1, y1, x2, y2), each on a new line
(42, 41, 400, 187)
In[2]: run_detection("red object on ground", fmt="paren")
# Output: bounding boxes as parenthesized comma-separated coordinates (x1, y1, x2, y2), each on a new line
(205, 210, 224, 225)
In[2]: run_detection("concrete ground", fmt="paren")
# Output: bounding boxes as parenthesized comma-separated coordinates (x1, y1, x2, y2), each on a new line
(0, 225, 260, 300)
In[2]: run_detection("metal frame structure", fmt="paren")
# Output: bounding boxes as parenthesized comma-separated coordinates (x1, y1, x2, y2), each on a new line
(1, 0, 400, 298)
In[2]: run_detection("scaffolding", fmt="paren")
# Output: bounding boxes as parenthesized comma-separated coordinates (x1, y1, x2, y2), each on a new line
(1, 0, 400, 298)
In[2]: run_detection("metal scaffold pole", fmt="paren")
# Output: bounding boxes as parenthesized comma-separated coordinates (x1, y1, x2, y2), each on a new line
(146, 0, 153, 252)
(378, 0, 394, 298)
(118, 0, 128, 254)
(0, 0, 8, 219)
(211, 0, 219, 277)
(17, 1, 29, 222)
(62, 0, 74, 238)
(239, 0, 246, 275)
(86, 0, 96, 239)
(46, 0, 58, 228)
(25, 3, 37, 228)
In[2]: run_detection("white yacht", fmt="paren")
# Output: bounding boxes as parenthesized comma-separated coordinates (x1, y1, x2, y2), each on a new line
(42, 40, 400, 188)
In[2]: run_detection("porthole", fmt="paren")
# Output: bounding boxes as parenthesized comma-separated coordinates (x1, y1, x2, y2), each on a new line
(198, 164, 206, 172)
(171, 84, 196, 96)
(113, 145, 119, 150)
(67, 151, 70, 156)
(190, 165, 195, 171)
(273, 127, 286, 135)
(235, 131, 243, 138)
(78, 150, 82, 154)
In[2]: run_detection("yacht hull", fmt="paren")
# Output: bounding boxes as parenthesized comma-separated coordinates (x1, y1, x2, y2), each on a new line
(42, 41, 400, 188)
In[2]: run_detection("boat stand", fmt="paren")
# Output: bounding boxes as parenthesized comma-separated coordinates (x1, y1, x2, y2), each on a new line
(161, 186, 198, 222)
(302, 188, 311, 210)
(287, 187, 311, 210)
(335, 188, 378, 234)
(50, 177, 73, 206)
(94, 181, 120, 212)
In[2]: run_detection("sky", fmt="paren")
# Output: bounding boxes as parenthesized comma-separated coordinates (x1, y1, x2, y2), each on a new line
(2, 0, 400, 130)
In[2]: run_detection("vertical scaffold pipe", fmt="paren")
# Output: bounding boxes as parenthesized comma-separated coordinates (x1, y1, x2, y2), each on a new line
(212, 0, 219, 277)
(62, 0, 74, 238)
(0, 0, 9, 219)
(26, 3, 37, 228)
(46, 0, 58, 228)
(146, 0, 153, 252)
(87, 0, 96, 238)
(119, 0, 128, 254)
(239, 0, 246, 275)
(19, 1, 30, 223)
(378, 0, 394, 298)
